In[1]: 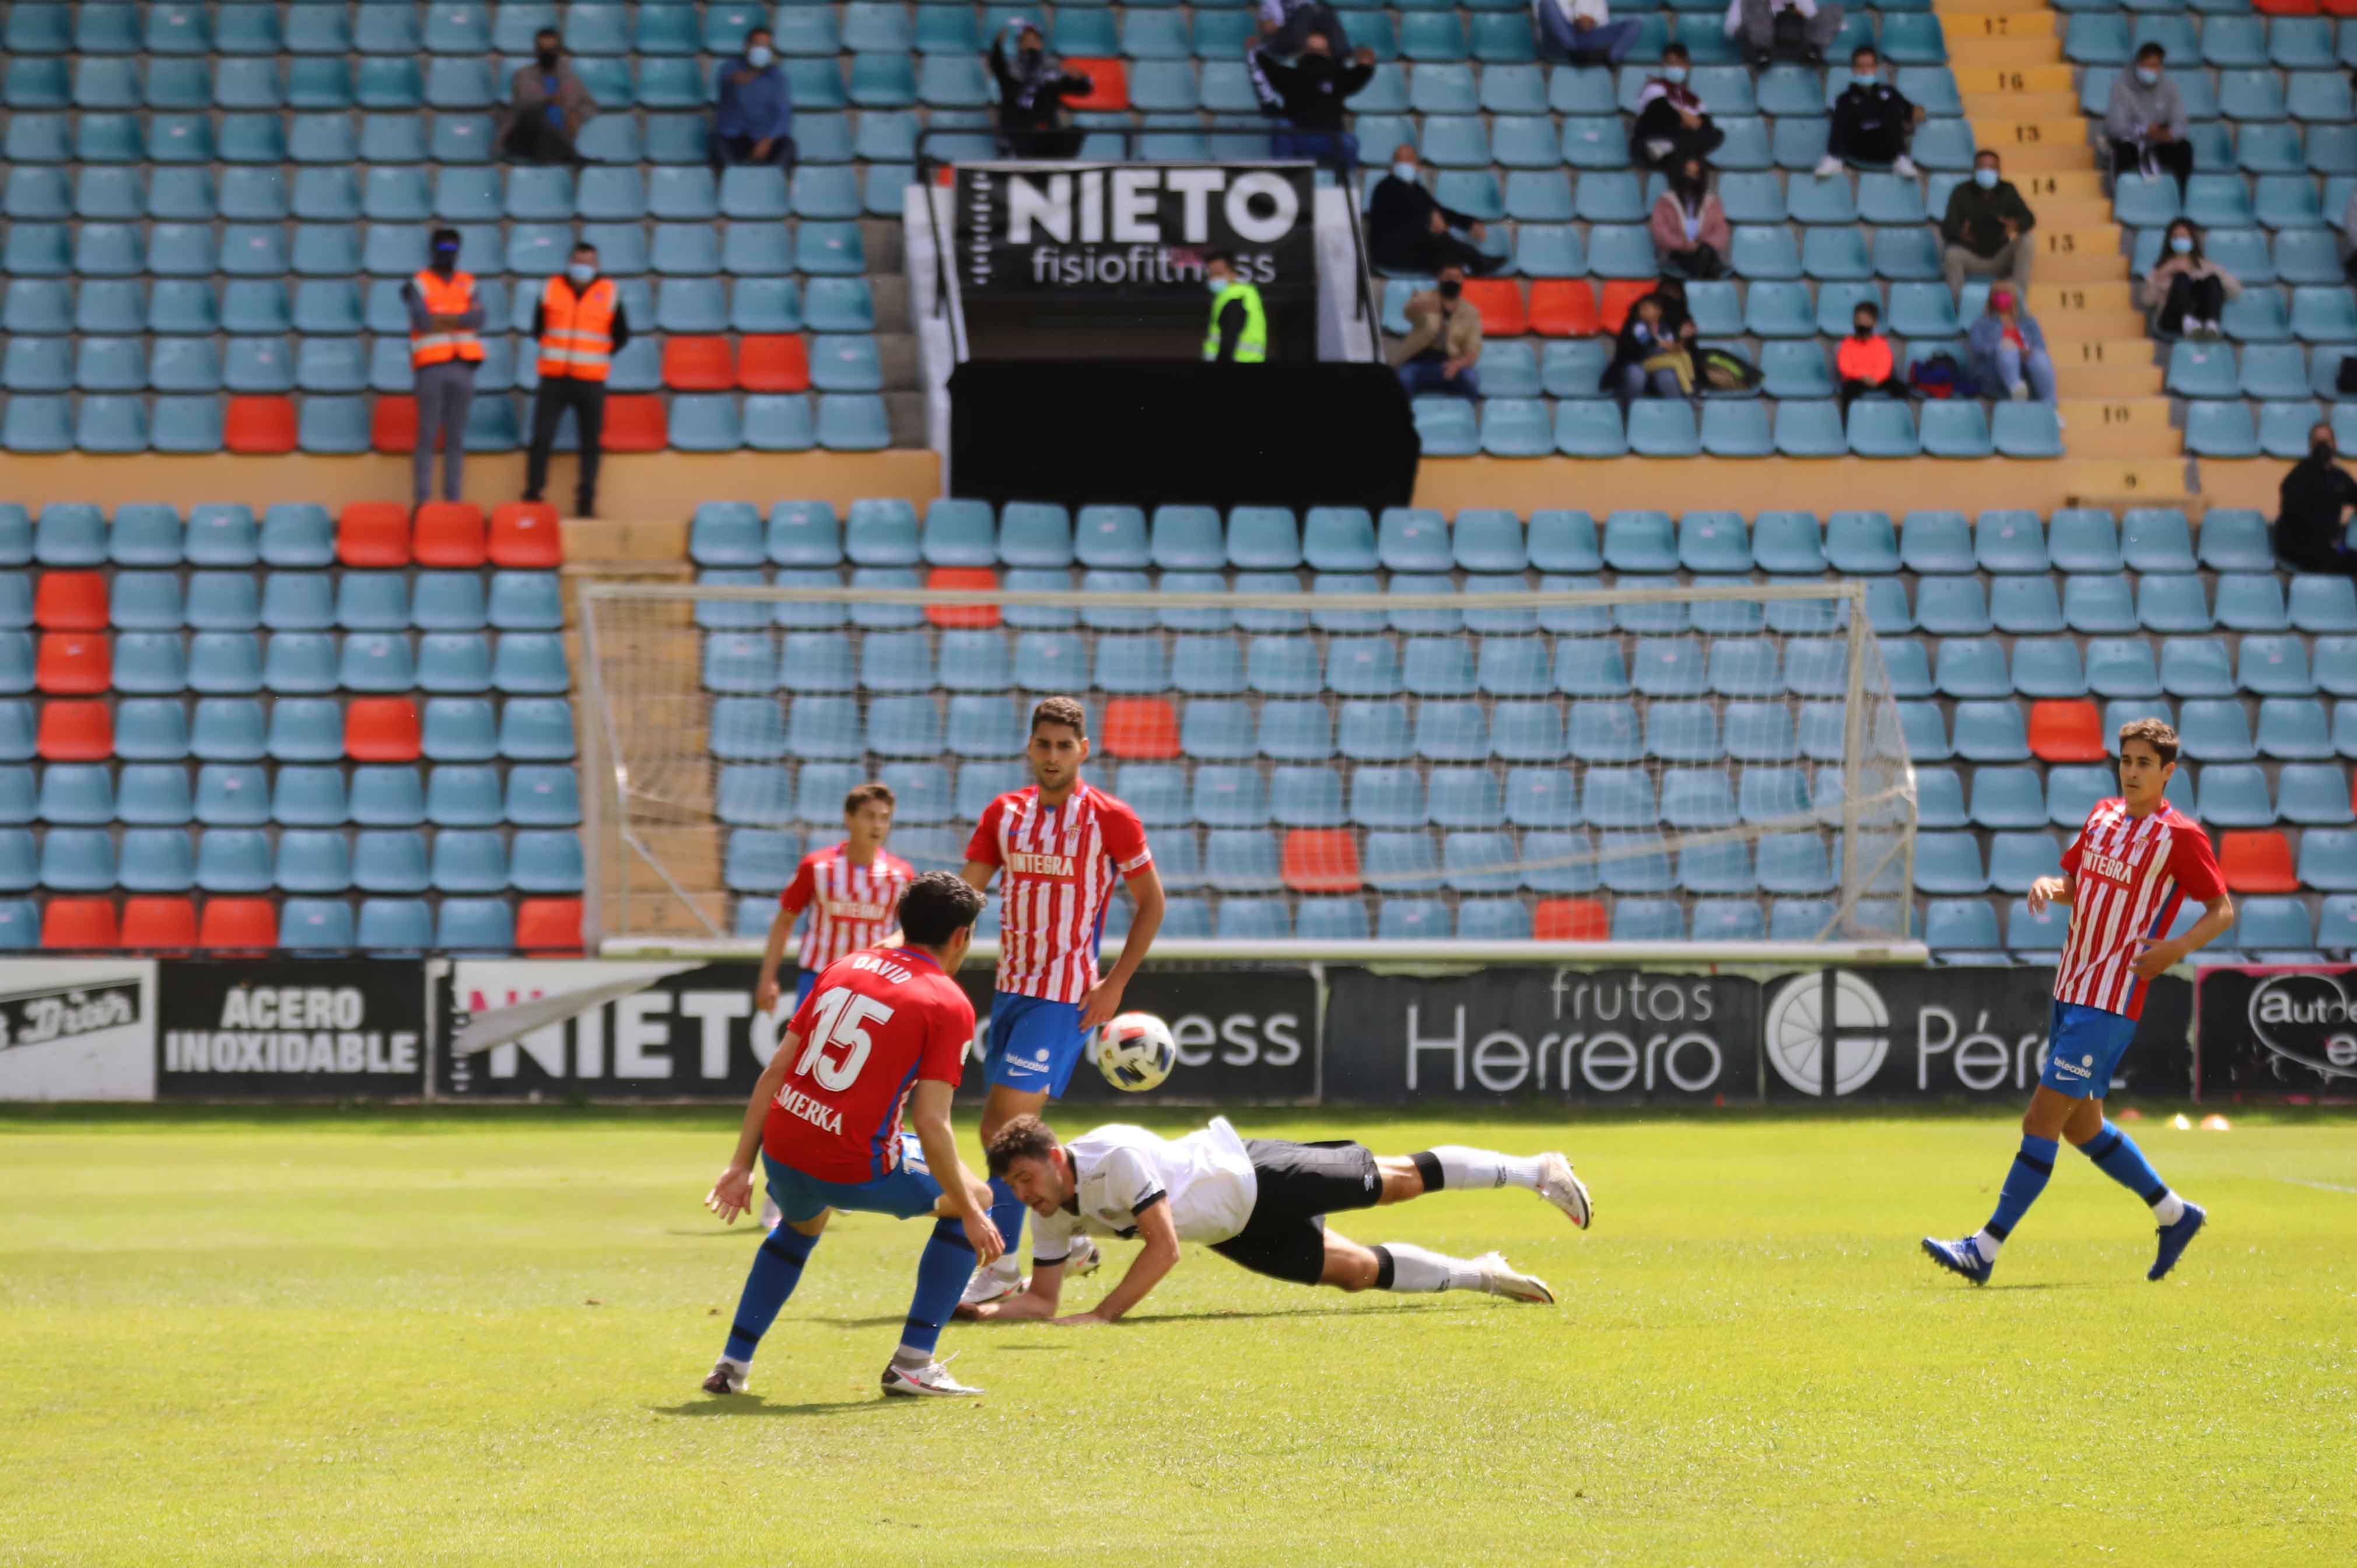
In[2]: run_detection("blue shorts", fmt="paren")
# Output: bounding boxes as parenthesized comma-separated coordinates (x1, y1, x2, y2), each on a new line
(791, 967, 819, 1011)
(2040, 999, 2139, 1100)
(984, 990, 1091, 1097)
(762, 1134, 944, 1226)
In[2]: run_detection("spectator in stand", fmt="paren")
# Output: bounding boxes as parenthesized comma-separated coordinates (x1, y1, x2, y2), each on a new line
(1726, 0, 1843, 66)
(1818, 45, 1921, 178)
(1259, 0, 1351, 58)
(2106, 43, 2191, 202)
(1941, 149, 2036, 296)
(524, 241, 631, 520)
(989, 19, 1093, 159)
(1393, 265, 1484, 400)
(1250, 30, 1375, 174)
(2142, 219, 2239, 339)
(1836, 299, 1904, 413)
(2277, 422, 2357, 577)
(2343, 186, 2357, 282)
(404, 228, 485, 506)
(1967, 285, 2055, 403)
(1650, 157, 1731, 279)
(1602, 292, 1692, 410)
(1367, 145, 1498, 276)
(1533, 0, 1638, 65)
(1203, 251, 1269, 364)
(711, 26, 796, 171)
(496, 28, 596, 166)
(1630, 44, 1725, 170)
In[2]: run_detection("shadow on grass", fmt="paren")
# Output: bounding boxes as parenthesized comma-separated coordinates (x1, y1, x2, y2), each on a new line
(652, 1397, 920, 1420)
(815, 1301, 1445, 1330)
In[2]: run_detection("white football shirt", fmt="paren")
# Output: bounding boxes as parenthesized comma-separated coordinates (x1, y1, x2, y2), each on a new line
(1030, 1117, 1260, 1264)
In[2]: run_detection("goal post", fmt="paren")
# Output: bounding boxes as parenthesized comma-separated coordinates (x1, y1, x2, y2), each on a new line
(578, 578, 1926, 965)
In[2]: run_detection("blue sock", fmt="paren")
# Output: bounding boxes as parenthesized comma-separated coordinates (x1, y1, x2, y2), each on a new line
(722, 1223, 817, 1364)
(986, 1176, 1026, 1269)
(899, 1217, 977, 1359)
(2082, 1121, 2169, 1206)
(1984, 1134, 2059, 1241)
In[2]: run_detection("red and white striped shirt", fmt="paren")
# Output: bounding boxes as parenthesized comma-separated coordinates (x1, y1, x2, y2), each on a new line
(964, 781, 1153, 1004)
(780, 843, 915, 973)
(2053, 799, 2225, 1020)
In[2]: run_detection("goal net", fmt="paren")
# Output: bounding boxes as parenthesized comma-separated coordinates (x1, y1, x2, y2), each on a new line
(577, 578, 1920, 960)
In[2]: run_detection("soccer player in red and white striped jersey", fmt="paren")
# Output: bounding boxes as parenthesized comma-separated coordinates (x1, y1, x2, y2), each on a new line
(1924, 718, 2233, 1288)
(955, 696, 1165, 1304)
(754, 781, 915, 1022)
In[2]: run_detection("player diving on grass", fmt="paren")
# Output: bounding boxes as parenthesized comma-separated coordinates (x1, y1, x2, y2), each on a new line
(956, 696, 1165, 1308)
(701, 871, 1005, 1399)
(1922, 718, 2231, 1287)
(957, 1116, 1593, 1324)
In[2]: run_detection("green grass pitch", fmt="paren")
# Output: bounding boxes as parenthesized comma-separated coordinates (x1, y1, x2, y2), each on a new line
(3, 1105, 2351, 1567)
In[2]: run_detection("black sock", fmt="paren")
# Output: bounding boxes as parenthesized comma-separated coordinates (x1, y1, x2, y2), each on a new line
(1371, 1244, 1396, 1291)
(1410, 1151, 1444, 1191)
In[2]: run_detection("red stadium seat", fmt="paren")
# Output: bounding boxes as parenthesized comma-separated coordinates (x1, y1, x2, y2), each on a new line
(924, 566, 1001, 627)
(1101, 697, 1180, 759)
(1533, 897, 1608, 941)
(663, 336, 736, 391)
(1059, 58, 1128, 111)
(41, 897, 118, 950)
(120, 896, 198, 950)
(1596, 280, 1655, 334)
(411, 501, 488, 567)
(1460, 279, 1526, 338)
(345, 698, 422, 760)
(2218, 830, 2298, 893)
(36, 571, 109, 630)
(488, 501, 563, 567)
(36, 632, 109, 694)
(601, 395, 670, 451)
(2027, 699, 2107, 762)
(372, 395, 419, 452)
(1526, 279, 1599, 337)
(737, 335, 811, 392)
(197, 897, 278, 950)
(337, 501, 413, 567)
(36, 700, 112, 760)
(223, 395, 297, 453)
(1281, 829, 1361, 893)
(2262, 0, 2324, 13)
(2323, 0, 2357, 15)
(516, 897, 585, 952)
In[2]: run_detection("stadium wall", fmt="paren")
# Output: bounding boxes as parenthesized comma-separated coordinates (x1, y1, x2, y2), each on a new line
(15, 956, 2348, 1107)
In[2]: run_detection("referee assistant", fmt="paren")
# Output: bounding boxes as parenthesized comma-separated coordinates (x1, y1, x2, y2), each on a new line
(523, 240, 630, 519)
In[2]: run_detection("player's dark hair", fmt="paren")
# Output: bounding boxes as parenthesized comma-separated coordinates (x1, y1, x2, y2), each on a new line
(2117, 717, 2180, 765)
(843, 780, 895, 816)
(1030, 695, 1087, 738)
(896, 871, 983, 949)
(985, 1114, 1062, 1177)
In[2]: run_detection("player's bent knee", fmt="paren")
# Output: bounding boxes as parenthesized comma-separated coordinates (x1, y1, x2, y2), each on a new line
(1319, 1239, 1381, 1292)
(788, 1210, 831, 1237)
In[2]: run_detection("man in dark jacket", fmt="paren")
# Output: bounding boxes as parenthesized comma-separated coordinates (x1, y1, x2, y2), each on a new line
(1818, 44, 1921, 177)
(1250, 30, 1374, 174)
(1629, 43, 1723, 170)
(1365, 145, 1499, 275)
(989, 20, 1094, 158)
(2278, 421, 2357, 576)
(710, 26, 795, 171)
(1940, 148, 2037, 295)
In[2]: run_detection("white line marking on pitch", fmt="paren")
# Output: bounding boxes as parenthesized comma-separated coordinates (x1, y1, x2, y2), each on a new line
(2271, 1178, 2357, 1195)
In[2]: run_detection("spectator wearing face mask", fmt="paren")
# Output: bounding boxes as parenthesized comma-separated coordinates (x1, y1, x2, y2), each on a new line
(1259, 0, 1352, 58)
(1836, 301, 1904, 414)
(524, 242, 631, 520)
(1203, 251, 1269, 364)
(404, 227, 484, 507)
(498, 28, 596, 166)
(2142, 219, 2238, 340)
(1818, 45, 1921, 178)
(1968, 285, 2055, 403)
(1650, 156, 1730, 279)
(1601, 293, 1693, 409)
(1726, 0, 1843, 66)
(1941, 149, 2036, 296)
(1393, 265, 1484, 400)
(2277, 422, 2357, 577)
(1365, 145, 1497, 276)
(1249, 30, 1376, 174)
(1630, 44, 1724, 170)
(712, 27, 796, 171)
(989, 20, 1094, 158)
(2106, 43, 2191, 202)
(1532, 0, 1638, 65)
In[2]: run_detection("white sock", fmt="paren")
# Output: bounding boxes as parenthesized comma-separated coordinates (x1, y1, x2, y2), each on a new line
(1425, 1146, 1543, 1192)
(718, 1354, 750, 1373)
(1378, 1243, 1484, 1293)
(1970, 1229, 2001, 1262)
(2152, 1191, 2187, 1226)
(891, 1345, 934, 1369)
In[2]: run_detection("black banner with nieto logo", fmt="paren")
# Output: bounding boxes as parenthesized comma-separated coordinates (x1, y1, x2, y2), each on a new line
(158, 960, 427, 1098)
(956, 162, 1318, 300)
(2194, 965, 2357, 1102)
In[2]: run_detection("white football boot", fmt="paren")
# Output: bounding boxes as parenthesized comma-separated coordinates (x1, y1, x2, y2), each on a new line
(701, 1357, 750, 1395)
(881, 1353, 985, 1398)
(1473, 1252, 1556, 1306)
(1535, 1152, 1594, 1230)
(1066, 1234, 1102, 1277)
(959, 1257, 1024, 1307)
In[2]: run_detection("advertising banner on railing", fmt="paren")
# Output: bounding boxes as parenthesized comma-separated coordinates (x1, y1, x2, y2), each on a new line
(435, 960, 1316, 1104)
(0, 959, 158, 1102)
(156, 960, 428, 1099)
(954, 162, 1319, 300)
(2194, 964, 2357, 1102)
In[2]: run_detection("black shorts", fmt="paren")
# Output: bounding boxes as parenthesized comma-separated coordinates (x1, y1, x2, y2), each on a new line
(1208, 1138, 1382, 1287)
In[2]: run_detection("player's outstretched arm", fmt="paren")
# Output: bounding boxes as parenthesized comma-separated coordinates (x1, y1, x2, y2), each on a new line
(1081, 864, 1166, 1031)
(1060, 1196, 1179, 1325)
(706, 1029, 800, 1223)
(909, 1078, 1004, 1267)
(752, 906, 796, 1018)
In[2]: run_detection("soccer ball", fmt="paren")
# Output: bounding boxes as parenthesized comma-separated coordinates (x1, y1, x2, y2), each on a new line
(1094, 1012, 1176, 1092)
